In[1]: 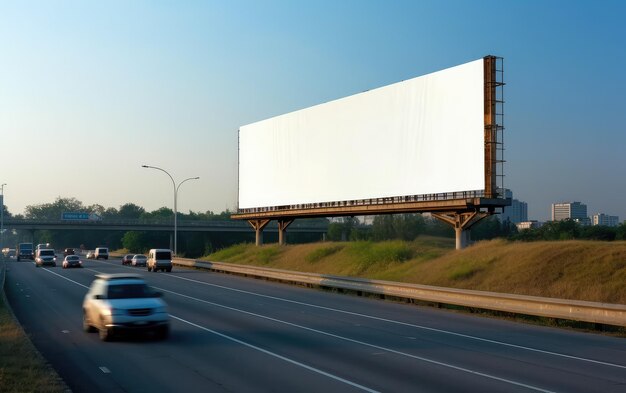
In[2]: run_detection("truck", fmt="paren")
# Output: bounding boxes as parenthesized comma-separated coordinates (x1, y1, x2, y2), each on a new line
(17, 243, 34, 261)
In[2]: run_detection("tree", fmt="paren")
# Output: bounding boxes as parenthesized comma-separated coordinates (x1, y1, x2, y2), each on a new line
(1, 204, 12, 219)
(538, 219, 580, 240)
(86, 204, 106, 217)
(371, 214, 425, 241)
(103, 207, 119, 218)
(617, 222, 626, 240)
(122, 231, 149, 253)
(118, 203, 145, 219)
(581, 225, 616, 241)
(423, 216, 455, 238)
(327, 217, 359, 241)
(471, 216, 517, 241)
(140, 207, 173, 220)
(25, 197, 84, 219)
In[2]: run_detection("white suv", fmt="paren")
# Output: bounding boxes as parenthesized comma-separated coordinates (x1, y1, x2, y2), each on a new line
(82, 274, 170, 341)
(35, 249, 57, 267)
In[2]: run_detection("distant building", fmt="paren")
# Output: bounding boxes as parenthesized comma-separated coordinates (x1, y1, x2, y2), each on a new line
(573, 217, 591, 226)
(499, 189, 528, 224)
(592, 213, 619, 227)
(501, 199, 528, 224)
(516, 221, 542, 230)
(551, 201, 587, 222)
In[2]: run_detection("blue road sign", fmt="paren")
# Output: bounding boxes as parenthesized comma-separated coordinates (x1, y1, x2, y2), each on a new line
(62, 212, 90, 220)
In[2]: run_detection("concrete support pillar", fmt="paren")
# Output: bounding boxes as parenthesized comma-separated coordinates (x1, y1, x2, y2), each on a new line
(433, 211, 489, 250)
(277, 219, 294, 246)
(455, 227, 464, 250)
(248, 219, 271, 246)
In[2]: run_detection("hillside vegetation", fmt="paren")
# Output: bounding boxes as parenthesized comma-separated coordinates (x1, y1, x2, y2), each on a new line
(204, 237, 626, 305)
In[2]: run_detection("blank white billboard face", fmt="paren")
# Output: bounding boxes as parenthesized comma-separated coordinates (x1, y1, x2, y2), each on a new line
(239, 58, 485, 209)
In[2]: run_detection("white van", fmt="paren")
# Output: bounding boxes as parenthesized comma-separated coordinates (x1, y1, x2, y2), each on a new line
(147, 249, 172, 272)
(94, 247, 109, 260)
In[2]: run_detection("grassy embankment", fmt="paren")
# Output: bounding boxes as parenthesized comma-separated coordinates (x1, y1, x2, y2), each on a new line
(204, 237, 626, 305)
(0, 262, 67, 392)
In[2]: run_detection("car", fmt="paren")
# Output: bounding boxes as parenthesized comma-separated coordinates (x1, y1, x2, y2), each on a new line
(35, 249, 57, 267)
(121, 254, 134, 265)
(2, 248, 16, 258)
(64, 248, 76, 257)
(82, 274, 170, 341)
(94, 247, 109, 260)
(63, 255, 83, 268)
(86, 251, 95, 259)
(147, 249, 173, 272)
(131, 255, 147, 267)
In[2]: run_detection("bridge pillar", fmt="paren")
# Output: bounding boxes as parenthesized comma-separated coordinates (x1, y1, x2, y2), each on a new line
(277, 219, 294, 246)
(248, 219, 271, 246)
(432, 211, 489, 250)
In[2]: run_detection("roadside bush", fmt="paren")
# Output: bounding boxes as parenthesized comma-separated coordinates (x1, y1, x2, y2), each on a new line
(257, 246, 281, 264)
(347, 241, 413, 273)
(305, 245, 344, 263)
(209, 243, 248, 261)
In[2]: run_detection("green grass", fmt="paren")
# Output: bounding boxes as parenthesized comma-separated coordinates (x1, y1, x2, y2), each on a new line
(0, 270, 66, 392)
(449, 263, 485, 280)
(346, 241, 414, 273)
(256, 246, 282, 264)
(305, 245, 344, 263)
(204, 238, 626, 304)
(208, 243, 249, 261)
(446, 256, 496, 281)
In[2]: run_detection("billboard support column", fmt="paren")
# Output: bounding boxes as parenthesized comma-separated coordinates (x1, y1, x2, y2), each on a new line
(484, 56, 497, 199)
(483, 55, 505, 199)
(432, 211, 489, 250)
(277, 219, 294, 246)
(248, 219, 270, 246)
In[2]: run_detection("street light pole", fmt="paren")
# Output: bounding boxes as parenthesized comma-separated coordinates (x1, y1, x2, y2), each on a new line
(141, 166, 199, 256)
(1, 183, 6, 255)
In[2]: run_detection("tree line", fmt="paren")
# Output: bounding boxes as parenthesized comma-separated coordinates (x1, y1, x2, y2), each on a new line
(327, 214, 626, 243)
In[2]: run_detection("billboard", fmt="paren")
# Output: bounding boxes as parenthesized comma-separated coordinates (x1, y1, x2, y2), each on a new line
(238, 58, 486, 210)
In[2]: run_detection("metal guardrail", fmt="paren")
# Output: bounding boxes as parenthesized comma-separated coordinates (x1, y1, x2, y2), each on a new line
(173, 257, 626, 327)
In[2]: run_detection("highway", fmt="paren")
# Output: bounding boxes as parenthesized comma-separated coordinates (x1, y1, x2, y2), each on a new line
(4, 257, 626, 393)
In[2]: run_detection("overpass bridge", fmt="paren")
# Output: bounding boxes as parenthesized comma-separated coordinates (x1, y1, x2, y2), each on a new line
(2, 218, 329, 234)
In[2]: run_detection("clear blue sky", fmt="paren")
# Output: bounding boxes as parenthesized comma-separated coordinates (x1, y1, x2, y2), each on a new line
(1, 0, 625, 222)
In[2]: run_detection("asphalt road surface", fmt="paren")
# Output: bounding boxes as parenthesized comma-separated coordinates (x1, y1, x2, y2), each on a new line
(5, 257, 626, 392)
